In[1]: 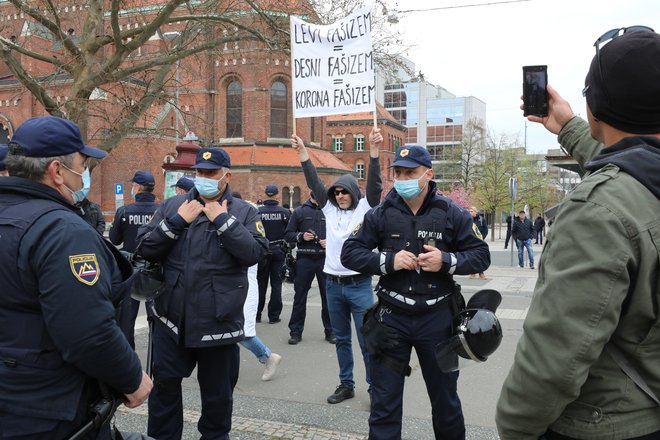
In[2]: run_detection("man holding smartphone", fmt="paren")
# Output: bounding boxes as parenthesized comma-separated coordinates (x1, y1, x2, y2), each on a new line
(497, 27, 660, 440)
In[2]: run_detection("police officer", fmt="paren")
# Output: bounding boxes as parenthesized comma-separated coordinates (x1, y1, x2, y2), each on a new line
(0, 143, 8, 176)
(80, 197, 106, 234)
(170, 175, 194, 195)
(109, 170, 160, 348)
(342, 145, 490, 440)
(136, 147, 268, 440)
(0, 116, 152, 439)
(256, 184, 291, 324)
(284, 190, 334, 344)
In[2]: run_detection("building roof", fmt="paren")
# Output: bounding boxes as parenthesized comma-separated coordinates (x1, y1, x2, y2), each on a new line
(224, 145, 351, 171)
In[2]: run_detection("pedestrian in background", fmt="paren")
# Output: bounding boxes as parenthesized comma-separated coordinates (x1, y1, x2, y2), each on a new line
(291, 127, 382, 405)
(534, 214, 546, 245)
(468, 206, 488, 279)
(342, 145, 490, 439)
(504, 213, 513, 249)
(137, 147, 268, 440)
(109, 170, 160, 348)
(497, 27, 660, 439)
(80, 196, 106, 234)
(0, 116, 152, 439)
(284, 190, 334, 345)
(257, 184, 291, 324)
(170, 175, 194, 195)
(511, 210, 535, 269)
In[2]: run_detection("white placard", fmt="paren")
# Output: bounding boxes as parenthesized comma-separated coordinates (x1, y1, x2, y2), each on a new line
(290, 7, 375, 118)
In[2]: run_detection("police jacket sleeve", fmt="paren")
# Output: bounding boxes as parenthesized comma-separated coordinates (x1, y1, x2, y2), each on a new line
(342, 207, 389, 275)
(366, 156, 383, 208)
(558, 116, 603, 168)
(136, 200, 184, 262)
(301, 160, 328, 207)
(495, 195, 633, 439)
(443, 204, 490, 275)
(20, 215, 142, 394)
(108, 206, 125, 246)
(284, 207, 302, 244)
(212, 204, 269, 266)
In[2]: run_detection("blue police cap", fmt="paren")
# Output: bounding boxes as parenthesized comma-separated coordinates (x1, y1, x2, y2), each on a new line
(392, 145, 432, 168)
(0, 144, 7, 171)
(170, 176, 194, 191)
(265, 184, 278, 196)
(130, 170, 155, 185)
(10, 116, 107, 159)
(192, 147, 231, 169)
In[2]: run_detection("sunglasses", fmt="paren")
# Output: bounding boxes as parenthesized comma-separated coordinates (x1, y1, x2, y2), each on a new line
(588, 26, 655, 101)
(334, 188, 350, 196)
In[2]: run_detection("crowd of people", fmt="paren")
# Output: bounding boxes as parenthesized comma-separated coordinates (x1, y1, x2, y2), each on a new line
(1, 25, 660, 440)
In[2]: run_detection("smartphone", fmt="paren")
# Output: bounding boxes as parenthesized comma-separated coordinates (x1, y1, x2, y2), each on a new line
(522, 65, 548, 117)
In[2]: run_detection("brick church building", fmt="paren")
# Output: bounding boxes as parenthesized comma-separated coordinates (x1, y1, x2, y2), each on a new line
(0, 0, 404, 219)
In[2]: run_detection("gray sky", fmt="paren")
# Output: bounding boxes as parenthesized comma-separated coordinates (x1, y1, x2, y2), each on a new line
(393, 0, 660, 153)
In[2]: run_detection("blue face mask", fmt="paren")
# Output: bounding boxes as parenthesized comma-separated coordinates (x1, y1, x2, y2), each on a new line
(393, 171, 429, 200)
(195, 173, 226, 198)
(63, 165, 90, 205)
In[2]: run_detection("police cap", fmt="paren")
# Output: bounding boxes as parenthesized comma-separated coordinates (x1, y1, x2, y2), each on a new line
(10, 116, 107, 159)
(170, 176, 194, 191)
(392, 145, 432, 168)
(265, 184, 278, 196)
(130, 170, 155, 186)
(192, 147, 231, 169)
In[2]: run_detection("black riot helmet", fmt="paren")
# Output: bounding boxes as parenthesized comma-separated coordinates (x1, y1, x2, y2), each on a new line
(129, 254, 164, 301)
(435, 289, 503, 372)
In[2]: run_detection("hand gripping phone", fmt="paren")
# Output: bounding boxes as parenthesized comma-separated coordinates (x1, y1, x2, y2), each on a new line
(522, 65, 548, 117)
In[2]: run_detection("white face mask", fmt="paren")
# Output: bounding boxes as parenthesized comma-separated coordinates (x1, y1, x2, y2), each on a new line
(62, 164, 90, 205)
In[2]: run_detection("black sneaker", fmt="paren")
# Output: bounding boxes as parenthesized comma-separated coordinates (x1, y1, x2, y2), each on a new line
(288, 334, 302, 345)
(268, 318, 281, 324)
(325, 334, 337, 344)
(327, 384, 354, 404)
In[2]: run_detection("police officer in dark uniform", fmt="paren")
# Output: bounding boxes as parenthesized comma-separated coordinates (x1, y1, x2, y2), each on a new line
(284, 190, 334, 344)
(109, 170, 160, 348)
(256, 184, 291, 324)
(170, 176, 194, 195)
(342, 145, 490, 440)
(0, 143, 8, 176)
(0, 116, 152, 440)
(136, 147, 268, 440)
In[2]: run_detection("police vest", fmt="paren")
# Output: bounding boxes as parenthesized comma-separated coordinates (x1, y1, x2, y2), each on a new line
(0, 198, 133, 421)
(376, 198, 455, 313)
(259, 203, 289, 251)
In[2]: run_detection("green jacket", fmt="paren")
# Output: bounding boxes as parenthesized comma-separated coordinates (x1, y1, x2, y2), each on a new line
(496, 117, 660, 439)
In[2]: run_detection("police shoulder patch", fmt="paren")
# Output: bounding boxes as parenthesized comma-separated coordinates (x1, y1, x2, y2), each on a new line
(471, 223, 483, 240)
(352, 222, 363, 236)
(69, 254, 100, 286)
(256, 221, 266, 237)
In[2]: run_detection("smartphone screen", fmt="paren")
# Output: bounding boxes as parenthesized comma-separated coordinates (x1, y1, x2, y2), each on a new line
(522, 65, 548, 117)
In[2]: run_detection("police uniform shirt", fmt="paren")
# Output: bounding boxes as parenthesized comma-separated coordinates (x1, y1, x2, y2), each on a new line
(109, 192, 159, 253)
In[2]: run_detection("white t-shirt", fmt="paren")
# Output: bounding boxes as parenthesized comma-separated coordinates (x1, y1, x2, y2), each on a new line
(322, 197, 372, 276)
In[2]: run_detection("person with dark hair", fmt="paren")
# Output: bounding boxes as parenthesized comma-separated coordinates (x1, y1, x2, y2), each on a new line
(511, 210, 535, 269)
(533, 215, 546, 245)
(136, 147, 268, 440)
(291, 127, 382, 405)
(285, 190, 334, 345)
(109, 170, 160, 348)
(504, 213, 513, 249)
(80, 197, 106, 234)
(497, 27, 660, 439)
(256, 184, 291, 324)
(0, 116, 152, 439)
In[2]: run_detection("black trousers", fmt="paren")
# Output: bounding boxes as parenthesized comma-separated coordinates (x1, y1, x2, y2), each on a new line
(287, 256, 332, 337)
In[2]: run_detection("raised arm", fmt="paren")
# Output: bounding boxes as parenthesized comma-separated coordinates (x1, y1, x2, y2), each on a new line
(291, 135, 328, 207)
(366, 127, 383, 207)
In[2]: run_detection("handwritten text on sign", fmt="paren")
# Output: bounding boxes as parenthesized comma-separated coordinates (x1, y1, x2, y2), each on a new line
(290, 8, 375, 118)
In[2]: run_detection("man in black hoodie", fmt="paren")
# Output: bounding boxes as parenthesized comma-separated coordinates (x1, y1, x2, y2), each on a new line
(291, 128, 382, 405)
(497, 28, 660, 439)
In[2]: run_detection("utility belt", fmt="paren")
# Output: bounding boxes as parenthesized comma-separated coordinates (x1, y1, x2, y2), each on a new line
(376, 285, 463, 316)
(326, 273, 370, 285)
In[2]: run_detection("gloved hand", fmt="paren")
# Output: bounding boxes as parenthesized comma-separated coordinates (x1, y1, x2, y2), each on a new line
(360, 304, 401, 357)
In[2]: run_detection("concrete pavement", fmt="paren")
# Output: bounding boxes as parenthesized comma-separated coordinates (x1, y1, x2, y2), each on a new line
(115, 234, 543, 439)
